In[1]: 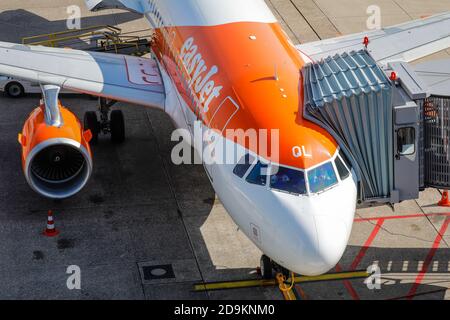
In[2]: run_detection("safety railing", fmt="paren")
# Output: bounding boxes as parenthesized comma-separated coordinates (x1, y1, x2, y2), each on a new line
(22, 25, 122, 48)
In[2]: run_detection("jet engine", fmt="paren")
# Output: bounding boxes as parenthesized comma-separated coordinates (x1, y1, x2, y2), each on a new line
(18, 103, 93, 199)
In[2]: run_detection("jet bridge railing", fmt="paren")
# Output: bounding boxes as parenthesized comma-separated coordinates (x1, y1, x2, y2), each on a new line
(421, 96, 450, 189)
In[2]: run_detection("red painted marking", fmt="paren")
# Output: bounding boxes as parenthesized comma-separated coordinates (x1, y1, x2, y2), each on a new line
(294, 285, 308, 300)
(354, 212, 450, 223)
(350, 219, 384, 270)
(335, 264, 360, 300)
(336, 219, 384, 300)
(407, 218, 450, 300)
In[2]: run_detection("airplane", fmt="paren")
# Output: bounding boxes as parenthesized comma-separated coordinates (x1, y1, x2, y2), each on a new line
(1, 0, 450, 278)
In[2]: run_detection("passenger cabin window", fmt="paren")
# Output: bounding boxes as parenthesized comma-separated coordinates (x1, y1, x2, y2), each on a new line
(269, 166, 307, 195)
(307, 162, 338, 193)
(233, 154, 255, 178)
(397, 127, 415, 155)
(335, 156, 350, 180)
(246, 161, 268, 186)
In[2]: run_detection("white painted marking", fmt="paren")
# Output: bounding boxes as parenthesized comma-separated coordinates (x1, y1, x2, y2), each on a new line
(417, 261, 424, 272)
(402, 261, 409, 272)
(445, 289, 450, 300)
(386, 261, 392, 272)
(432, 261, 439, 272)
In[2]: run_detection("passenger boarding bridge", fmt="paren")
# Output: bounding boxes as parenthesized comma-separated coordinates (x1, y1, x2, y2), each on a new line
(302, 49, 450, 205)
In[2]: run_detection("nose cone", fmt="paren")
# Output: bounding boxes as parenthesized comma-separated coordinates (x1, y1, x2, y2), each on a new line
(284, 216, 349, 276)
(310, 215, 349, 275)
(276, 214, 350, 276)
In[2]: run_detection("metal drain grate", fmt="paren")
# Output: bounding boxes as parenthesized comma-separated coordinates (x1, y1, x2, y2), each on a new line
(142, 264, 175, 281)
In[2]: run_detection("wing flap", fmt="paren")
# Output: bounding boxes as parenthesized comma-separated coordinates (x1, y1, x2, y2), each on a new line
(296, 12, 450, 65)
(0, 42, 165, 109)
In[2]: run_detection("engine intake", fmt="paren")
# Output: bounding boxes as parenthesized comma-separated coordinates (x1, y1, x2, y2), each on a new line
(19, 104, 93, 199)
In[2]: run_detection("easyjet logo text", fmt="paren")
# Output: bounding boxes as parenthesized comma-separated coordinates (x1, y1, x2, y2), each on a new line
(180, 37, 223, 115)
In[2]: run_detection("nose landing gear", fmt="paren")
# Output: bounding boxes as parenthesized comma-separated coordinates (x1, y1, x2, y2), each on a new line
(259, 255, 298, 299)
(83, 97, 125, 144)
(259, 254, 291, 280)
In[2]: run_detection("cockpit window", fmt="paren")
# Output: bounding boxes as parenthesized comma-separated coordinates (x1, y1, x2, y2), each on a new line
(246, 161, 268, 186)
(233, 154, 255, 178)
(270, 166, 307, 195)
(339, 150, 352, 171)
(335, 156, 350, 180)
(307, 162, 338, 193)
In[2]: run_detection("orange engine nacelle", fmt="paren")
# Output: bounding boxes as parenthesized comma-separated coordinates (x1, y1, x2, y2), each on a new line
(18, 104, 93, 199)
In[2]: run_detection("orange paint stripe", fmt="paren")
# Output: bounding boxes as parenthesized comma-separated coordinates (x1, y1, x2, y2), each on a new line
(407, 218, 450, 300)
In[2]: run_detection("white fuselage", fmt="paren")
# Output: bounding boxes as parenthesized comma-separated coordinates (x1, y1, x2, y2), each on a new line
(141, 0, 357, 276)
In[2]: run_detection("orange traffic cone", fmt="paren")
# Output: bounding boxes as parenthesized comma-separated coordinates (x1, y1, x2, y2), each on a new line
(438, 190, 450, 207)
(43, 210, 59, 237)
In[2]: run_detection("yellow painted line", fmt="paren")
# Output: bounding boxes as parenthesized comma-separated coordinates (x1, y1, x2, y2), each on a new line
(194, 270, 369, 291)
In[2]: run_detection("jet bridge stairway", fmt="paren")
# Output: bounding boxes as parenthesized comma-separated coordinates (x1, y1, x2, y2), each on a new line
(22, 25, 153, 57)
(302, 49, 450, 205)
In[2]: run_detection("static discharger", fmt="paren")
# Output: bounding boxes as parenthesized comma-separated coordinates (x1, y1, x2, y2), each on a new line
(43, 210, 60, 237)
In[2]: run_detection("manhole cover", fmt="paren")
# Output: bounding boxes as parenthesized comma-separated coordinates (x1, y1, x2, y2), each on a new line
(142, 264, 175, 280)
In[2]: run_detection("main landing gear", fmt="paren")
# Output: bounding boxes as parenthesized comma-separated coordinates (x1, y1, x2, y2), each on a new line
(83, 97, 125, 144)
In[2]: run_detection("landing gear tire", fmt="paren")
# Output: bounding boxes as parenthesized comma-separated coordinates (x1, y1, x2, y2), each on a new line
(279, 266, 291, 279)
(84, 111, 100, 145)
(5, 82, 24, 98)
(260, 255, 273, 280)
(110, 110, 125, 144)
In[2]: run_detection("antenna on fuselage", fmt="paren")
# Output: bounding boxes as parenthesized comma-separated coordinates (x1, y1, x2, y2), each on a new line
(274, 64, 279, 81)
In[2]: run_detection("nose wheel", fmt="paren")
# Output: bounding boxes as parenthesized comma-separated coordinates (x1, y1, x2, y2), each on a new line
(260, 255, 273, 280)
(83, 98, 125, 144)
(259, 255, 291, 280)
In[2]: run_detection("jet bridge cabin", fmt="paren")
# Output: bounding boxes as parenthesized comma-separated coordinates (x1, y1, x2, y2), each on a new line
(302, 50, 450, 205)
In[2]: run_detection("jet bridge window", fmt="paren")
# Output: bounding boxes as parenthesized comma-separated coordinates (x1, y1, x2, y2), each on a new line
(307, 162, 338, 193)
(233, 154, 255, 178)
(246, 161, 268, 186)
(397, 127, 415, 155)
(269, 166, 307, 195)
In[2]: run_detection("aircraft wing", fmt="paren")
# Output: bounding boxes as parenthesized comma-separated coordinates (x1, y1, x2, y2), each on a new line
(296, 12, 450, 65)
(0, 41, 165, 109)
